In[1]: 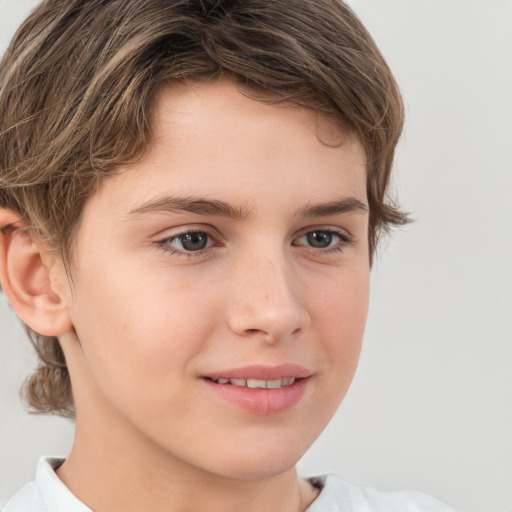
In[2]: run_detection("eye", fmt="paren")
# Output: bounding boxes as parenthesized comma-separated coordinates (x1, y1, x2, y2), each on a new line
(155, 230, 215, 255)
(294, 228, 352, 252)
(305, 231, 335, 248)
(174, 231, 210, 251)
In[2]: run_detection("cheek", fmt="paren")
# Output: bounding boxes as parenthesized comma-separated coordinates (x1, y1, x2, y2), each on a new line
(68, 260, 220, 395)
(314, 262, 369, 328)
(312, 266, 369, 379)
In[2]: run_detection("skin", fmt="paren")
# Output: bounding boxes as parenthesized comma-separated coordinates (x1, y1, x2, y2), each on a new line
(1, 80, 370, 512)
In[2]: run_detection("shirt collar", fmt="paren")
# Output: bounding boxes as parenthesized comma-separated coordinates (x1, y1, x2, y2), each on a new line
(36, 457, 92, 512)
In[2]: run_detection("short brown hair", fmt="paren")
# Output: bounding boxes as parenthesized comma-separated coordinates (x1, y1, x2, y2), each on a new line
(0, 0, 407, 418)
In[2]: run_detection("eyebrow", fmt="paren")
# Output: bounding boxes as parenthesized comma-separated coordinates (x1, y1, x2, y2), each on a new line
(128, 195, 367, 220)
(297, 197, 368, 217)
(128, 195, 250, 220)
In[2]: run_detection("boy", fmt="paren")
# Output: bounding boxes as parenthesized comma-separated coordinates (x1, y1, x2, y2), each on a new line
(0, 1, 454, 511)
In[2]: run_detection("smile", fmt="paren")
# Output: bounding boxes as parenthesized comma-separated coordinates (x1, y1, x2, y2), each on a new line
(206, 377, 297, 388)
(202, 365, 311, 415)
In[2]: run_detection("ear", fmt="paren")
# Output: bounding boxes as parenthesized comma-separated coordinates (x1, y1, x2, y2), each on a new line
(0, 209, 73, 336)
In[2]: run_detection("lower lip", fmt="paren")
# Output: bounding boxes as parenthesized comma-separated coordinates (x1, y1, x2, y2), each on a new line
(202, 378, 310, 415)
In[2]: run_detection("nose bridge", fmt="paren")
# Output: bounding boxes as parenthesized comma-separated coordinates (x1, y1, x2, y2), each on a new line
(227, 241, 309, 342)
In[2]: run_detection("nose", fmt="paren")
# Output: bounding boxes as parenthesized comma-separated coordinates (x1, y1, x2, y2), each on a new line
(226, 247, 310, 344)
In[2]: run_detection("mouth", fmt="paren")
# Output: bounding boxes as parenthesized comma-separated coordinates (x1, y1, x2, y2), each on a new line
(204, 376, 298, 389)
(201, 365, 312, 415)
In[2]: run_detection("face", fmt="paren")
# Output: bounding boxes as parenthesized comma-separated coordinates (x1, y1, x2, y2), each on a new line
(60, 80, 370, 480)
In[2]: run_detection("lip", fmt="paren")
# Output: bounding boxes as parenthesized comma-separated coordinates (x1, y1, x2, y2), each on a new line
(201, 364, 312, 415)
(204, 364, 312, 381)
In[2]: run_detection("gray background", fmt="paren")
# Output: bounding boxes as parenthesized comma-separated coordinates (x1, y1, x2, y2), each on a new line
(1, 1, 511, 511)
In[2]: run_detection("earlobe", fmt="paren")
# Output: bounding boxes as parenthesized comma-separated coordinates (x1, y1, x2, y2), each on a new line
(0, 209, 73, 337)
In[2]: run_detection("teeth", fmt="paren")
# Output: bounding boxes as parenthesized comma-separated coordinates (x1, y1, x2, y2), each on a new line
(266, 379, 283, 389)
(213, 377, 297, 388)
(247, 379, 267, 389)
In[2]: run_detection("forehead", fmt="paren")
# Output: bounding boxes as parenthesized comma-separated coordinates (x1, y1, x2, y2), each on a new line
(151, 79, 360, 157)
(83, 79, 367, 223)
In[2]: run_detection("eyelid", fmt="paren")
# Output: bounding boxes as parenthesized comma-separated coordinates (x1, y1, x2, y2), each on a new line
(151, 222, 220, 239)
(292, 226, 355, 254)
(153, 225, 222, 259)
(293, 225, 353, 242)
(152, 224, 355, 259)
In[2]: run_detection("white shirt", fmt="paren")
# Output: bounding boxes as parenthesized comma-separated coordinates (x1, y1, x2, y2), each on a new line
(2, 457, 455, 512)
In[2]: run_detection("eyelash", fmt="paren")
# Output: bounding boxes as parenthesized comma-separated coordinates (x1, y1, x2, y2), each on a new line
(293, 229, 354, 254)
(154, 230, 219, 259)
(154, 227, 354, 259)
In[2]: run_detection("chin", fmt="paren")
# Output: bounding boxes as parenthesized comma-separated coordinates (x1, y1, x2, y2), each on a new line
(201, 435, 312, 481)
(213, 457, 300, 481)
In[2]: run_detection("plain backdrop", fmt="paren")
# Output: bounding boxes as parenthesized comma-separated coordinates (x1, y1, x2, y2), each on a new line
(1, 1, 511, 511)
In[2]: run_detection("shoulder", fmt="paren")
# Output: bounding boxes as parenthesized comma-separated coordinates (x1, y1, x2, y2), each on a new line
(1, 457, 91, 512)
(305, 474, 456, 512)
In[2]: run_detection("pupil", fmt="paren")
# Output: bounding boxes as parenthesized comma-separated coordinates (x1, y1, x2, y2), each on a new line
(307, 231, 332, 248)
(181, 232, 208, 251)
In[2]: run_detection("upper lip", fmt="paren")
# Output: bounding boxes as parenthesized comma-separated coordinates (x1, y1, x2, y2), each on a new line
(204, 364, 313, 381)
